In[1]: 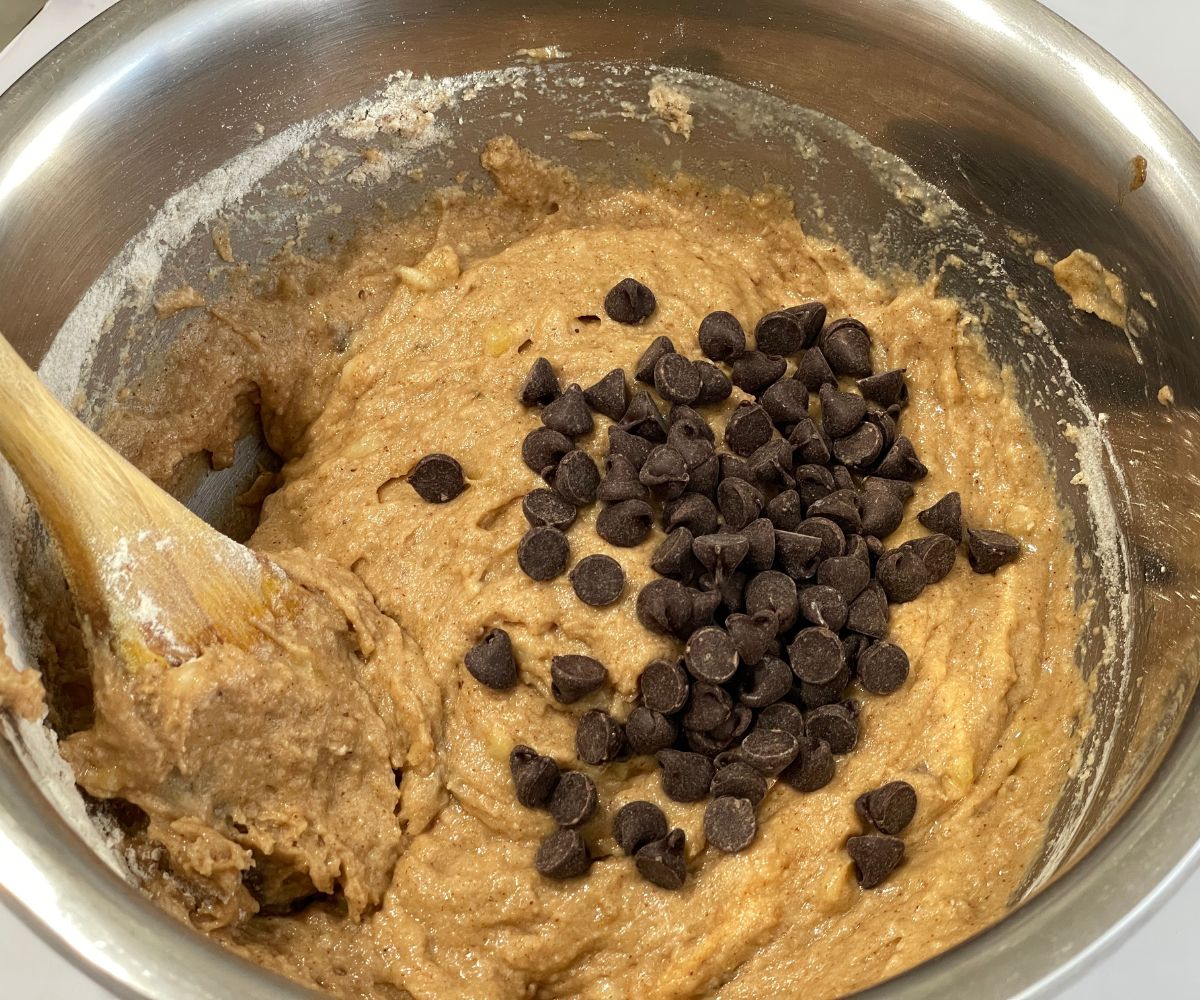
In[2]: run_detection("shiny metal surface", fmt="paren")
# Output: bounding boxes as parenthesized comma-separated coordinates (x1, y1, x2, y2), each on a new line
(0, 1, 1197, 998)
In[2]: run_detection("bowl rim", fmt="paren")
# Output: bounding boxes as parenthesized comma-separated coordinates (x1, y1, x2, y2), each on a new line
(2, 0, 1199, 997)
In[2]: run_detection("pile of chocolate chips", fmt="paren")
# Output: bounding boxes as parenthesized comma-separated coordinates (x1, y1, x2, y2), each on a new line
(460, 276, 1023, 890)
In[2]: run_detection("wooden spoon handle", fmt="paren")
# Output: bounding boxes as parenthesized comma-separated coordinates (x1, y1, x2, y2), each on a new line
(0, 333, 269, 660)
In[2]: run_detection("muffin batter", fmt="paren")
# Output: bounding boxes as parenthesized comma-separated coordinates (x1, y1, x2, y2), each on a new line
(76, 137, 1087, 998)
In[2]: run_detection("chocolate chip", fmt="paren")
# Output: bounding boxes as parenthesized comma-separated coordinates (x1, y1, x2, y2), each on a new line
(735, 655, 790, 709)
(795, 516, 846, 560)
(842, 633, 871, 668)
(788, 626, 845, 684)
(576, 709, 626, 765)
(654, 352, 702, 405)
(907, 533, 957, 583)
(510, 745, 560, 807)
(796, 346, 836, 391)
(520, 357, 561, 408)
(798, 585, 849, 631)
(684, 626, 739, 684)
(916, 491, 962, 542)
(846, 581, 889, 639)
(779, 736, 835, 792)
(745, 570, 799, 632)
(408, 454, 467, 503)
(857, 368, 908, 408)
(860, 488, 904, 538)
(817, 555, 871, 603)
(683, 682, 734, 735)
(607, 426, 654, 470)
(694, 361, 733, 405)
(604, 277, 656, 324)
(704, 796, 757, 853)
(741, 726, 800, 775)
(687, 454, 720, 498)
(465, 628, 518, 689)
(856, 641, 909, 695)
(710, 570, 747, 615)
(597, 454, 647, 503)
(635, 828, 687, 889)
(847, 833, 904, 889)
(748, 439, 796, 489)
(874, 436, 927, 481)
(845, 534, 871, 566)
(669, 402, 715, 437)
(718, 452, 753, 483)
(731, 351, 787, 396)
(693, 532, 749, 581)
(758, 302, 825, 357)
(640, 445, 689, 499)
(518, 526, 570, 581)
(690, 587, 723, 633)
(519, 357, 561, 407)
(523, 488, 577, 530)
(657, 749, 715, 802)
(754, 310, 806, 356)
(798, 661, 851, 709)
(864, 476, 915, 502)
(723, 402, 773, 457)
(625, 706, 678, 756)
(554, 449, 600, 505)
(550, 771, 598, 829)
(569, 554, 626, 607)
(536, 828, 591, 879)
(833, 421, 885, 469)
(551, 654, 608, 703)
(621, 390, 668, 441)
(614, 801, 669, 854)
(687, 724, 733, 757)
(792, 465, 832, 509)
(635, 335, 676, 384)
(717, 476, 765, 529)
(790, 417, 833, 465)
(761, 378, 810, 429)
(637, 578, 694, 636)
(863, 404, 897, 452)
(875, 547, 928, 602)
(665, 493, 720, 536)
(806, 703, 858, 754)
(816, 387, 864, 442)
(597, 499, 655, 546)
(743, 517, 777, 571)
(651, 526, 697, 579)
(711, 761, 768, 804)
(697, 310, 746, 361)
(764, 490, 804, 532)
(819, 318, 873, 376)
(639, 658, 690, 715)
(523, 427, 574, 479)
(583, 368, 629, 420)
(773, 530, 822, 580)
(757, 701, 806, 740)
(725, 611, 777, 666)
(666, 420, 715, 469)
(856, 780, 917, 835)
(967, 528, 1021, 573)
(807, 489, 862, 534)
(542, 384, 593, 438)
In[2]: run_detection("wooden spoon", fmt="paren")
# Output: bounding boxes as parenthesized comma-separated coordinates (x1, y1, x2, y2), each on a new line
(0, 331, 292, 669)
(0, 331, 404, 918)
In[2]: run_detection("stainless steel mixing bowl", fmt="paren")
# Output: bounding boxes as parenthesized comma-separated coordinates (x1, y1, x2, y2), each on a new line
(1, 1, 1198, 997)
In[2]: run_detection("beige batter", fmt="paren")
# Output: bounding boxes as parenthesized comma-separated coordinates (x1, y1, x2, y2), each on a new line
(64, 137, 1088, 998)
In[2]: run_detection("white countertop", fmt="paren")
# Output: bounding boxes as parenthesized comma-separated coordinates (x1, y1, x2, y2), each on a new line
(1, 0, 1197, 996)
